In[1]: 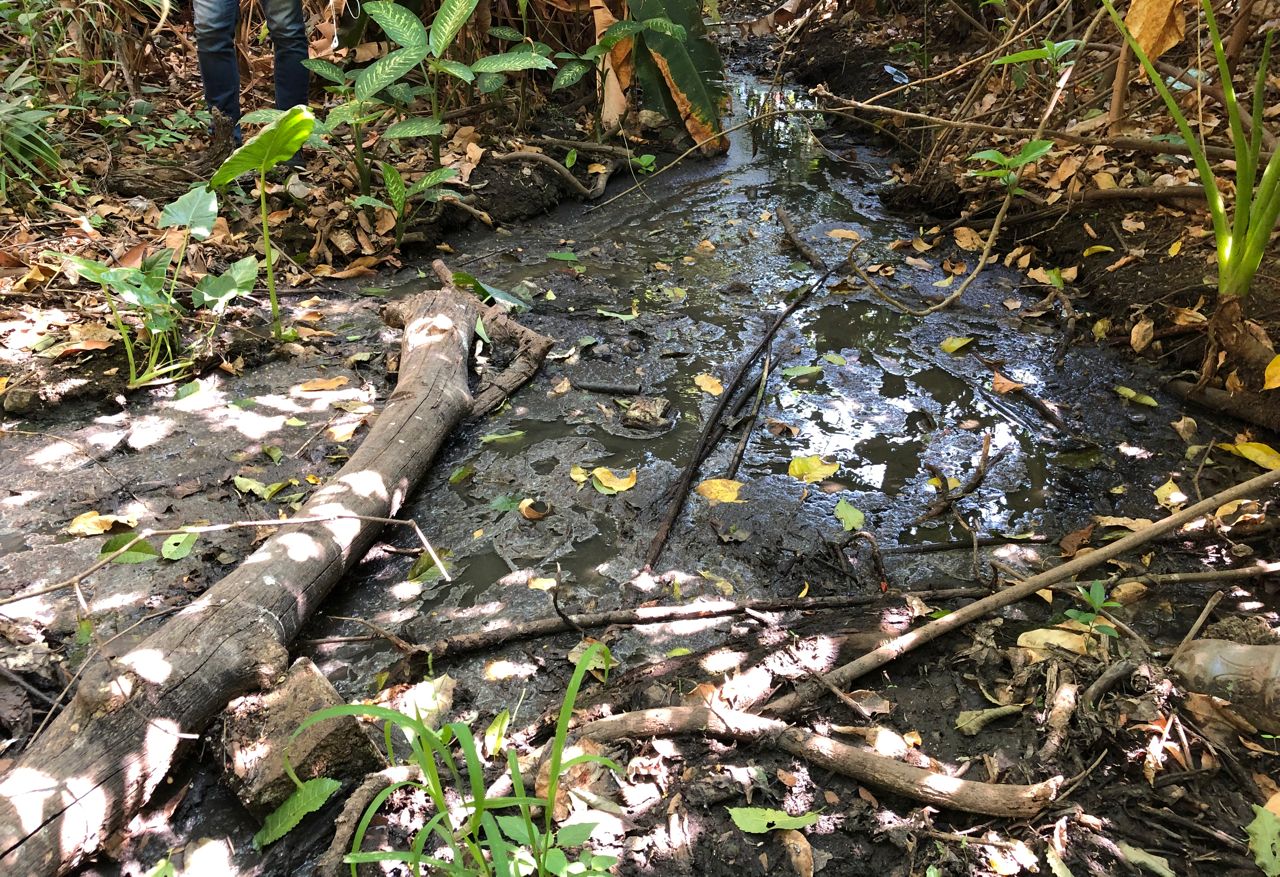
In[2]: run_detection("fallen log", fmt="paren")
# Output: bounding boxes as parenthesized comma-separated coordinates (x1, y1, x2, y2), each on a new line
(0, 285, 552, 875)
(577, 706, 1060, 818)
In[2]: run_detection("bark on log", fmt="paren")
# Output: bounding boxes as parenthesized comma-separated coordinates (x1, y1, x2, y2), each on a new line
(578, 706, 1060, 818)
(0, 287, 551, 875)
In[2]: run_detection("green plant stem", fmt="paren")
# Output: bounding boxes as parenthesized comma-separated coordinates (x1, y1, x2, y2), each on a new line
(101, 290, 138, 383)
(259, 174, 282, 340)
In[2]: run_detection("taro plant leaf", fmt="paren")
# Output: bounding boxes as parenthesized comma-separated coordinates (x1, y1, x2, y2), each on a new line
(301, 57, 349, 85)
(193, 255, 258, 313)
(380, 161, 406, 216)
(161, 531, 198, 561)
(632, 0, 727, 152)
(553, 59, 593, 91)
(100, 533, 161, 564)
(727, 807, 819, 833)
(430, 0, 481, 57)
(253, 777, 342, 848)
(210, 106, 315, 187)
(364, 0, 428, 51)
(383, 117, 445, 138)
(470, 51, 556, 73)
(355, 49, 421, 100)
(159, 186, 218, 240)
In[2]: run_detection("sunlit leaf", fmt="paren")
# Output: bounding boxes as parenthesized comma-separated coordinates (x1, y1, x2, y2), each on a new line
(161, 531, 198, 560)
(694, 373, 723, 395)
(1218, 441, 1280, 471)
(100, 532, 160, 564)
(253, 777, 341, 848)
(727, 807, 818, 833)
(591, 467, 637, 494)
(159, 187, 218, 240)
(67, 510, 138, 536)
(834, 498, 864, 531)
(1114, 385, 1158, 407)
(480, 431, 525, 444)
(696, 479, 744, 505)
(939, 336, 974, 354)
(789, 455, 838, 483)
(210, 106, 314, 187)
(1265, 355, 1280, 391)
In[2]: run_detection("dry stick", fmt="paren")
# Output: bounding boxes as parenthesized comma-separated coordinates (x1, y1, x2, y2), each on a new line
(645, 266, 836, 568)
(392, 589, 988, 665)
(1176, 590, 1226, 657)
(1108, 40, 1133, 135)
(0, 513, 450, 611)
(489, 151, 618, 200)
(725, 350, 770, 481)
(763, 466, 1280, 716)
(577, 706, 1060, 818)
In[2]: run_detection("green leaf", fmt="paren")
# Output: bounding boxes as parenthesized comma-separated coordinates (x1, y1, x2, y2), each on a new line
(781, 365, 822, 378)
(253, 777, 342, 848)
(789, 455, 838, 483)
(480, 431, 525, 443)
(159, 187, 218, 240)
(380, 161, 406, 215)
(553, 59, 593, 91)
(193, 256, 257, 313)
(452, 271, 529, 310)
(642, 16, 686, 39)
(1010, 139, 1055, 168)
(1114, 385, 1158, 407)
(355, 50, 422, 100)
(475, 72, 507, 94)
(488, 25, 525, 41)
(175, 381, 201, 400)
(727, 806, 819, 833)
(301, 57, 349, 84)
(968, 148, 1010, 166)
(470, 51, 556, 73)
(448, 464, 475, 484)
(822, 352, 846, 365)
(597, 308, 636, 321)
(490, 495, 520, 512)
(100, 533, 160, 564)
(496, 814, 536, 845)
(596, 19, 646, 49)
(564, 148, 577, 168)
(383, 117, 445, 138)
(484, 708, 510, 755)
(939, 336, 974, 354)
(430, 58, 476, 83)
(161, 531, 198, 560)
(239, 108, 285, 125)
(429, 0, 481, 57)
(365, 0, 428, 51)
(546, 250, 580, 261)
(351, 195, 394, 211)
(632, 0, 725, 150)
(408, 166, 458, 195)
(210, 106, 315, 187)
(835, 498, 864, 531)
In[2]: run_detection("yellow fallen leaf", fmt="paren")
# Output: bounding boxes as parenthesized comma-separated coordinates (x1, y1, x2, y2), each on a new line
(789, 455, 838, 483)
(933, 274, 956, 288)
(1017, 626, 1091, 662)
(827, 228, 862, 242)
(694, 373, 723, 396)
(927, 476, 962, 491)
(1168, 239, 1183, 256)
(696, 479, 745, 505)
(1093, 515, 1154, 530)
(1083, 245, 1114, 257)
(0, 376, 7, 395)
(587, 162, 607, 174)
(1219, 441, 1280, 470)
(66, 510, 138, 536)
(591, 467, 637, 493)
(940, 336, 973, 354)
(569, 464, 591, 484)
(1265, 354, 1280, 390)
(1154, 478, 1186, 509)
(299, 376, 350, 392)
(328, 421, 360, 442)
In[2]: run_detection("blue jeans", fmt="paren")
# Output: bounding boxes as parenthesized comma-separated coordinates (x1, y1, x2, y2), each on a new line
(194, 0, 309, 133)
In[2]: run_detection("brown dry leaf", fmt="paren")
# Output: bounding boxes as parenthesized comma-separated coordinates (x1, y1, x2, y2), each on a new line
(299, 376, 350, 392)
(1059, 523, 1094, 558)
(904, 256, 932, 270)
(776, 769, 799, 787)
(1125, 0, 1186, 63)
(1130, 317, 1155, 353)
(827, 228, 862, 242)
(992, 371, 1024, 395)
(66, 510, 138, 536)
(766, 418, 798, 437)
(694, 373, 723, 396)
(1045, 154, 1082, 189)
(953, 227, 984, 251)
(778, 829, 814, 877)
(1170, 415, 1197, 443)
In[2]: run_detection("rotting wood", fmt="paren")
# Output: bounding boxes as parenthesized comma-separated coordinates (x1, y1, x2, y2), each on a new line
(0, 283, 552, 876)
(764, 467, 1280, 716)
(577, 706, 1060, 818)
(1167, 380, 1280, 433)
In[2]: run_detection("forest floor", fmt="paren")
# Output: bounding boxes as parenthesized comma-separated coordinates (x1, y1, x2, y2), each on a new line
(1, 6, 1279, 877)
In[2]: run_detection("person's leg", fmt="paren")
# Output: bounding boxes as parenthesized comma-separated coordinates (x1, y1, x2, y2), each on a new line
(262, 0, 309, 111)
(193, 0, 242, 127)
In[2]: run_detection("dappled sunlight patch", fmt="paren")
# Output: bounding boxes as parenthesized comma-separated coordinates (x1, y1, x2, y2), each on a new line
(484, 658, 538, 681)
(390, 579, 423, 602)
(0, 766, 58, 833)
(700, 649, 749, 675)
(1, 489, 40, 508)
(90, 590, 148, 613)
(277, 531, 327, 563)
(332, 469, 391, 503)
(118, 649, 173, 684)
(61, 773, 109, 855)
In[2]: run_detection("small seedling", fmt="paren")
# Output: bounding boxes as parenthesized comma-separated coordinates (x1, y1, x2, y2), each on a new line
(1065, 580, 1121, 639)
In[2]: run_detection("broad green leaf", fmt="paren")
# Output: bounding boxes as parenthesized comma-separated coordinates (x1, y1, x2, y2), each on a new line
(355, 50, 422, 100)
(383, 117, 445, 138)
(939, 336, 973, 353)
(1247, 805, 1280, 876)
(546, 250, 580, 261)
(380, 161, 406, 215)
(781, 365, 822, 378)
(451, 270, 528, 310)
(159, 187, 217, 240)
(480, 431, 525, 443)
(490, 495, 520, 512)
(239, 108, 285, 125)
(555, 821, 597, 847)
(968, 148, 1009, 165)
(448, 464, 475, 484)
(642, 16, 686, 39)
(301, 57, 349, 84)
(1010, 139, 1054, 167)
(553, 59, 593, 91)
(430, 0, 481, 57)
(488, 25, 525, 41)
(253, 777, 341, 848)
(350, 195, 394, 211)
(470, 51, 556, 73)
(365, 0, 428, 51)
(596, 19, 646, 50)
(822, 352, 847, 365)
(475, 72, 507, 94)
(408, 165, 458, 195)
(788, 455, 838, 483)
(632, 0, 726, 152)
(727, 806, 819, 833)
(430, 58, 476, 83)
(193, 256, 257, 313)
(210, 106, 314, 187)
(161, 531, 198, 560)
(835, 498, 864, 531)
(100, 533, 160, 564)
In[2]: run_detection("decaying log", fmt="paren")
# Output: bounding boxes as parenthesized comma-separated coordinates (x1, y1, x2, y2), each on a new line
(1168, 380, 1280, 434)
(0, 286, 552, 875)
(578, 706, 1060, 818)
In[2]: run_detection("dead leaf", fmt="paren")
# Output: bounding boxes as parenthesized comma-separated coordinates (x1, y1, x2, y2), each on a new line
(992, 371, 1024, 394)
(1125, 0, 1186, 64)
(66, 510, 138, 535)
(694, 373, 723, 396)
(696, 479, 745, 505)
(954, 227, 984, 251)
(1059, 523, 1094, 557)
(299, 376, 350, 392)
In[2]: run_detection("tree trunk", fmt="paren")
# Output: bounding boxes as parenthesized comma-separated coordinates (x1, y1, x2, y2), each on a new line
(0, 287, 551, 875)
(1210, 295, 1276, 390)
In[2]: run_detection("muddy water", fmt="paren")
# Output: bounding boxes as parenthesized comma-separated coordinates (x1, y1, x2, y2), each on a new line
(301, 79, 1213, 702)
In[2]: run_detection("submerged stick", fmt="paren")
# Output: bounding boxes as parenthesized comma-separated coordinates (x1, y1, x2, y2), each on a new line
(764, 467, 1280, 716)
